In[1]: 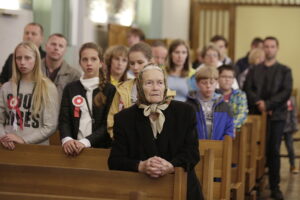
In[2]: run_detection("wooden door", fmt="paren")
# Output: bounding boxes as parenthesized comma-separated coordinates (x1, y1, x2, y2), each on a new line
(108, 24, 131, 47)
(190, 1, 236, 60)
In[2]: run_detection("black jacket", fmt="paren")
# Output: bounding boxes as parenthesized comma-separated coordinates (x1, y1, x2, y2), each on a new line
(59, 80, 115, 148)
(244, 62, 292, 120)
(0, 47, 46, 84)
(235, 53, 249, 77)
(108, 101, 203, 200)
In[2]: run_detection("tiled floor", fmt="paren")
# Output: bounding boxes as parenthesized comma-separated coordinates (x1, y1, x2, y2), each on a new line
(259, 131, 300, 200)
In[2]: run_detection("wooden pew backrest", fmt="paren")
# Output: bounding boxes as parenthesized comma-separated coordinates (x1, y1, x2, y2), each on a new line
(0, 164, 186, 200)
(197, 135, 232, 200)
(246, 113, 267, 181)
(196, 148, 214, 200)
(0, 144, 110, 170)
(230, 127, 247, 200)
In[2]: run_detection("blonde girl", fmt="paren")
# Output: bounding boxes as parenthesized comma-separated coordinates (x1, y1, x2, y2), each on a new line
(0, 41, 58, 150)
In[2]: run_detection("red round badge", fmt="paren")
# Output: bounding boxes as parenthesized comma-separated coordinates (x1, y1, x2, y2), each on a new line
(72, 95, 84, 107)
(8, 97, 19, 109)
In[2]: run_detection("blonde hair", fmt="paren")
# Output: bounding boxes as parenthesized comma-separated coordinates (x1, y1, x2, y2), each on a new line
(12, 41, 52, 116)
(195, 66, 219, 82)
(248, 48, 265, 65)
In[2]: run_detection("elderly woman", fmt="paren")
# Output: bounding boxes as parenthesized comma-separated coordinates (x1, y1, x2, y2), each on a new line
(108, 64, 203, 199)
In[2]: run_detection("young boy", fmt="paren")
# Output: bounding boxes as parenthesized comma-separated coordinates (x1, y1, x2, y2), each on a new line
(217, 65, 248, 129)
(186, 66, 234, 140)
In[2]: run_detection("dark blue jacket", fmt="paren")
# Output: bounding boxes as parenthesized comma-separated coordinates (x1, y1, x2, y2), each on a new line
(186, 92, 234, 140)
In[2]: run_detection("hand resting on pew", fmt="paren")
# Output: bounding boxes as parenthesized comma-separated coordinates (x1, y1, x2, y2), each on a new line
(138, 156, 174, 178)
(0, 133, 25, 150)
(62, 139, 85, 156)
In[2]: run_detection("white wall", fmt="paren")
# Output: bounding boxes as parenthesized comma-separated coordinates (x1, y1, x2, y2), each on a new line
(161, 0, 190, 41)
(0, 9, 33, 72)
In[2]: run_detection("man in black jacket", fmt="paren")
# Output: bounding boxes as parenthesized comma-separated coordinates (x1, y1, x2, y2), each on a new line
(244, 36, 292, 200)
(0, 22, 45, 85)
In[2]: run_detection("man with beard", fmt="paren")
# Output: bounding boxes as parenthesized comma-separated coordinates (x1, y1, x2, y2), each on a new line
(42, 33, 81, 99)
(244, 36, 292, 200)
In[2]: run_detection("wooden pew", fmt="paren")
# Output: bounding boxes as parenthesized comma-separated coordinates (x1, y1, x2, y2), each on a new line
(196, 148, 214, 200)
(249, 113, 267, 196)
(246, 114, 267, 186)
(0, 163, 186, 200)
(49, 130, 61, 145)
(254, 112, 267, 181)
(230, 127, 247, 200)
(197, 135, 232, 200)
(0, 144, 110, 170)
(0, 191, 145, 200)
(243, 119, 258, 197)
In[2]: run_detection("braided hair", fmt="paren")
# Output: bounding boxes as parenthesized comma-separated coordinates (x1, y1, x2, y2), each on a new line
(79, 42, 107, 107)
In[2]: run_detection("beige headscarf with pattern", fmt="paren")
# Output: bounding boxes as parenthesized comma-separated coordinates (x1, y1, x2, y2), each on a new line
(136, 64, 171, 138)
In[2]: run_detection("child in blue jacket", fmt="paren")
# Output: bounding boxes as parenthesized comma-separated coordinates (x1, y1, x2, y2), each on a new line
(186, 66, 234, 140)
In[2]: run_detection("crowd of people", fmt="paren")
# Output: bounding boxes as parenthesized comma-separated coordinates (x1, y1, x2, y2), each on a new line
(0, 22, 297, 200)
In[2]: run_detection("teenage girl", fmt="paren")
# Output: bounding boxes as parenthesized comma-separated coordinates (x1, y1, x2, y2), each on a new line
(59, 42, 115, 156)
(0, 41, 59, 150)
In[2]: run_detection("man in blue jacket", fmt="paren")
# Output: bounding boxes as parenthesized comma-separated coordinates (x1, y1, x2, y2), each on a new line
(186, 65, 234, 140)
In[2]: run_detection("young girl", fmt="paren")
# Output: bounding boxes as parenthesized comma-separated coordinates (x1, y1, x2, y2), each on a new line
(0, 41, 59, 150)
(166, 39, 194, 101)
(104, 45, 129, 86)
(59, 42, 115, 156)
(107, 42, 152, 137)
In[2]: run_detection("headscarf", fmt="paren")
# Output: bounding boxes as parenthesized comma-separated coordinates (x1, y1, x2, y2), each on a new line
(136, 64, 170, 138)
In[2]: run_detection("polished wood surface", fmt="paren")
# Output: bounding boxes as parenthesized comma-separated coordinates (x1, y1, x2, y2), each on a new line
(196, 148, 214, 200)
(244, 118, 258, 193)
(231, 126, 247, 200)
(0, 144, 109, 170)
(198, 135, 232, 200)
(0, 163, 186, 200)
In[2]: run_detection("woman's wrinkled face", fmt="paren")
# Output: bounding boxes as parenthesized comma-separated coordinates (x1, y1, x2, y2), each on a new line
(142, 69, 165, 104)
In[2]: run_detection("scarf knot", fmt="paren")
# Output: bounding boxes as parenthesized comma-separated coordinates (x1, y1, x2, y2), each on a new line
(139, 103, 169, 138)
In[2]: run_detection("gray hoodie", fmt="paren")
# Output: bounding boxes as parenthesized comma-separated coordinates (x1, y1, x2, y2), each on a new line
(0, 80, 59, 144)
